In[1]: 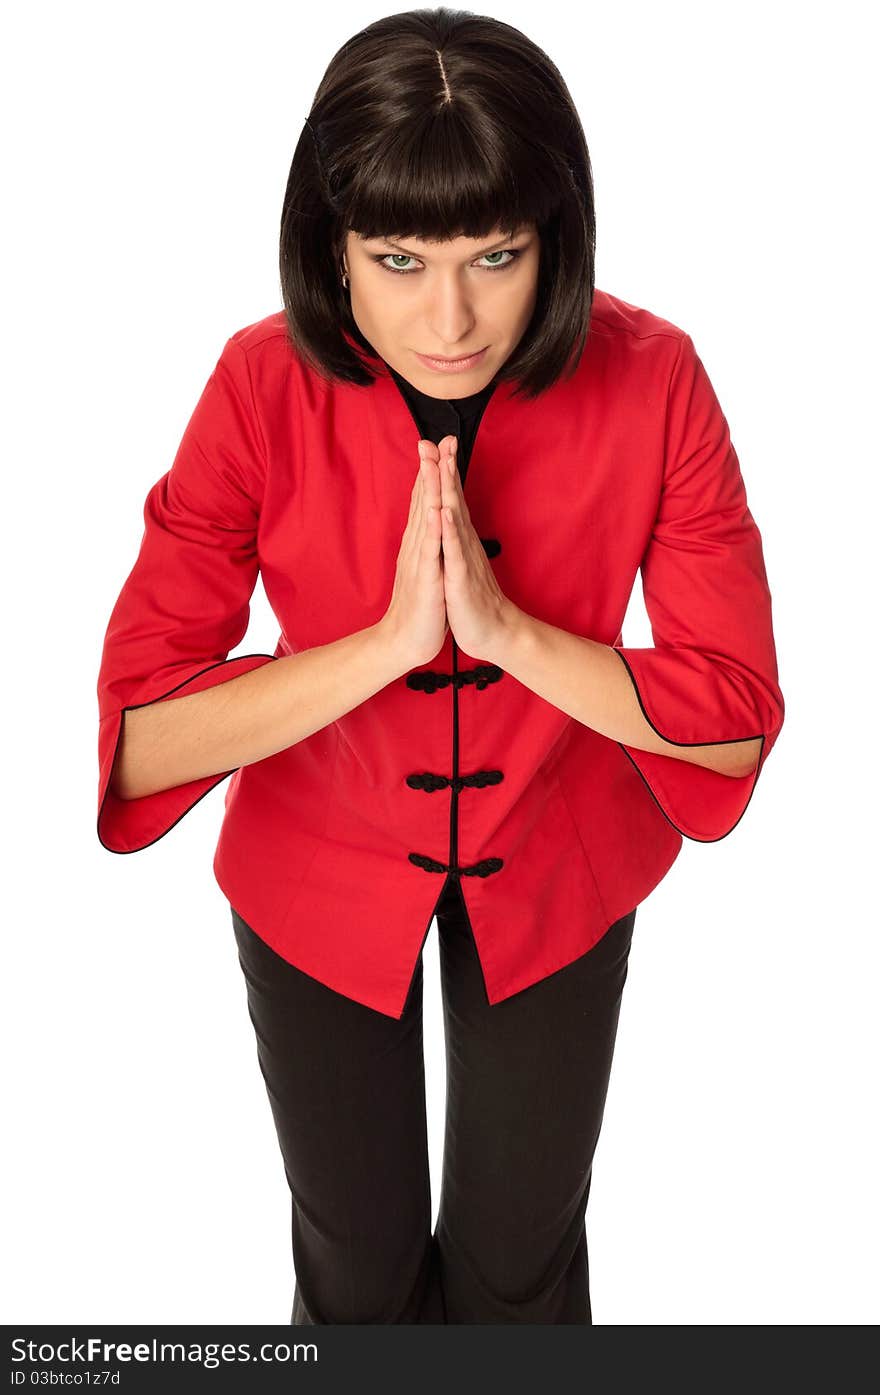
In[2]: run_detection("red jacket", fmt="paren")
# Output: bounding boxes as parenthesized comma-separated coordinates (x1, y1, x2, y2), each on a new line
(96, 289, 785, 1019)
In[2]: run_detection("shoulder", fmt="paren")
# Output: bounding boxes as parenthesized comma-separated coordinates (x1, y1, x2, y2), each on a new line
(227, 310, 290, 358)
(216, 310, 323, 417)
(586, 287, 695, 383)
(589, 287, 689, 347)
(221, 310, 296, 382)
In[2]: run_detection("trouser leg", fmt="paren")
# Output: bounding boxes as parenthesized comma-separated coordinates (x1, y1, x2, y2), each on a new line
(231, 907, 445, 1324)
(434, 878, 636, 1324)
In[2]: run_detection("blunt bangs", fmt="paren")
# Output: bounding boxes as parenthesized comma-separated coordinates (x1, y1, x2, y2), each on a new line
(340, 124, 562, 251)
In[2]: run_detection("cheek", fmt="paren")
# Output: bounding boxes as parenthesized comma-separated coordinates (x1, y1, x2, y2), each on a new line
(497, 286, 538, 335)
(354, 287, 398, 334)
(517, 277, 540, 323)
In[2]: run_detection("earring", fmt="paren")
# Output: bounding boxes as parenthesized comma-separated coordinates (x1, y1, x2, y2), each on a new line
(341, 268, 350, 289)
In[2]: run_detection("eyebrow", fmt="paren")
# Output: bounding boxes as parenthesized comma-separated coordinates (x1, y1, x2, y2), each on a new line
(370, 232, 527, 259)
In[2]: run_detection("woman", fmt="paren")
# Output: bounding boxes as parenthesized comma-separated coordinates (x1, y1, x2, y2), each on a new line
(96, 8, 784, 1324)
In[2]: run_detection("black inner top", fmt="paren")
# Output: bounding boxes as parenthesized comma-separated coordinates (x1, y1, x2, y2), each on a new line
(385, 361, 499, 488)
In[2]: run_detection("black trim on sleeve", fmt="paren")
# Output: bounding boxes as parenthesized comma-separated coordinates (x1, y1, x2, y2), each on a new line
(612, 648, 766, 844)
(97, 652, 278, 855)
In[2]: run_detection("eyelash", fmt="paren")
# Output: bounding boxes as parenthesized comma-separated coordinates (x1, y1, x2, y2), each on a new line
(371, 249, 522, 276)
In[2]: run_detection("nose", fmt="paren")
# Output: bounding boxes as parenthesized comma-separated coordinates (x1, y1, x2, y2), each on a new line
(425, 273, 478, 349)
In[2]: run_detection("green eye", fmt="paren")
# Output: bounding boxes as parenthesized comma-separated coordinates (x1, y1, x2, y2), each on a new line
(373, 249, 521, 276)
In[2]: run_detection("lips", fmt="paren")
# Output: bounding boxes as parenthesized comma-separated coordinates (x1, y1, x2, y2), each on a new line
(414, 346, 489, 372)
(423, 350, 483, 362)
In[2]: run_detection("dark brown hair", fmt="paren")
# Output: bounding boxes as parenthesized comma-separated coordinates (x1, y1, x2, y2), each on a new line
(279, 6, 596, 399)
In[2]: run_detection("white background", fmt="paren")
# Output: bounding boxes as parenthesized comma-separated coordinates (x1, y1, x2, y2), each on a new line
(3, 0, 877, 1325)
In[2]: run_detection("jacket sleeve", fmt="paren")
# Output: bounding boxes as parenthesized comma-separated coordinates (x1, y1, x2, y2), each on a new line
(96, 334, 278, 854)
(612, 332, 784, 843)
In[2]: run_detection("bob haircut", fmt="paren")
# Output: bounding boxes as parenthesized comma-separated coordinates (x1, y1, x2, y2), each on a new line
(280, 6, 596, 400)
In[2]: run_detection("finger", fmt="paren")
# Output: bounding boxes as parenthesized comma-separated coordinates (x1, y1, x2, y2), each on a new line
(416, 459, 441, 545)
(422, 455, 442, 508)
(441, 441, 458, 490)
(418, 438, 441, 465)
(443, 441, 473, 528)
(414, 461, 432, 543)
(441, 501, 462, 558)
(439, 447, 461, 521)
(408, 463, 424, 530)
(444, 439, 464, 500)
(424, 502, 442, 552)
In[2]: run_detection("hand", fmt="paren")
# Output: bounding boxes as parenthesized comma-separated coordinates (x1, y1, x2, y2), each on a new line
(423, 434, 515, 660)
(380, 447, 449, 668)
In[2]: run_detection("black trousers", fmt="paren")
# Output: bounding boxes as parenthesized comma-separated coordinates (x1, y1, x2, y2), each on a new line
(231, 876, 636, 1325)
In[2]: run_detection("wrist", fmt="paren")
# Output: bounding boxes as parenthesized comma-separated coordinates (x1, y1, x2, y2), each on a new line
(487, 601, 534, 669)
(371, 617, 415, 681)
